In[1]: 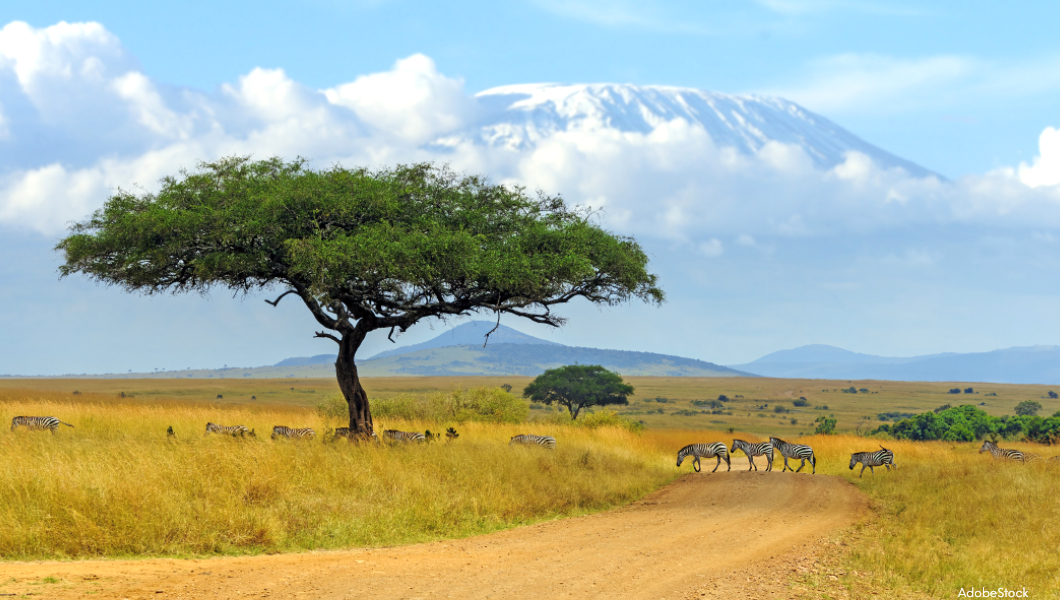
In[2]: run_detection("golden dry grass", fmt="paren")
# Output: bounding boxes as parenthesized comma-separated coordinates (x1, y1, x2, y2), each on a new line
(794, 435, 1060, 598)
(0, 389, 682, 559)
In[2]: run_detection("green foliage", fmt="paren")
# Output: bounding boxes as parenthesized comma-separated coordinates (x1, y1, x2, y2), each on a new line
(523, 364, 634, 420)
(792, 398, 810, 407)
(873, 403, 1060, 443)
(1015, 400, 1043, 416)
(841, 387, 858, 394)
(814, 415, 837, 435)
(371, 387, 530, 424)
(316, 394, 349, 419)
(572, 409, 644, 433)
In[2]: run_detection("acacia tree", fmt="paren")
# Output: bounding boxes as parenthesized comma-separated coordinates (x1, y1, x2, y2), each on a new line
(57, 158, 663, 437)
(523, 364, 634, 419)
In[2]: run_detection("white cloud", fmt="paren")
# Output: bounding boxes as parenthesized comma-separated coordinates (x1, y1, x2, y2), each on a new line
(1019, 127, 1060, 188)
(1, 19, 1059, 258)
(324, 54, 473, 143)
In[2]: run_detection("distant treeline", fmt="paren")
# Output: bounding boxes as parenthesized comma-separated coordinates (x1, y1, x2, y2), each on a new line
(873, 404, 1060, 443)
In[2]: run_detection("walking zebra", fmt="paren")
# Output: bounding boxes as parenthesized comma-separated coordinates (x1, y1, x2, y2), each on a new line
(383, 429, 426, 443)
(204, 423, 255, 437)
(730, 439, 773, 471)
(769, 437, 816, 474)
(849, 445, 897, 477)
(10, 416, 73, 434)
(979, 440, 1025, 462)
(676, 442, 730, 473)
(271, 426, 315, 440)
(509, 434, 557, 449)
(326, 427, 378, 442)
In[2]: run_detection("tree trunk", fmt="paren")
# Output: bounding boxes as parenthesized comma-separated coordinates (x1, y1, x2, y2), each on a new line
(335, 332, 374, 438)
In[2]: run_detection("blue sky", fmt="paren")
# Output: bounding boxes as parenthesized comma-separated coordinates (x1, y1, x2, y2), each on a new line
(1, 1, 1060, 375)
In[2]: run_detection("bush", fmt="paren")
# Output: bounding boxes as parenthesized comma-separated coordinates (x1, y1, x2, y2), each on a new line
(792, 398, 810, 407)
(1049, 391, 1059, 399)
(540, 409, 643, 433)
(316, 394, 349, 419)
(814, 415, 837, 435)
(964, 387, 974, 394)
(1014, 400, 1043, 416)
(371, 387, 530, 424)
(773, 406, 791, 414)
(948, 389, 961, 394)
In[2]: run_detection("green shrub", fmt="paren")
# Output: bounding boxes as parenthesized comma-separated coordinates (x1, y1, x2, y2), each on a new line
(371, 387, 530, 424)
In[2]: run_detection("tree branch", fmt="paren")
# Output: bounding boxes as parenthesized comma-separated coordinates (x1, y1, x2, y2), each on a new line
(264, 289, 297, 307)
(314, 331, 341, 344)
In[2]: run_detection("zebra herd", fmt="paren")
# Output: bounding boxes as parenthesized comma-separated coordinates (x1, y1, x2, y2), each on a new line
(9, 415, 558, 451)
(676, 437, 896, 478)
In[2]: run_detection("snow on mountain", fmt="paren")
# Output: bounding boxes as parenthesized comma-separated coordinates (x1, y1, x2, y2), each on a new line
(432, 83, 936, 178)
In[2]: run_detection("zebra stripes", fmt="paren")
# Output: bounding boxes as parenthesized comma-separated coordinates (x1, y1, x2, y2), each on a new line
(383, 429, 426, 443)
(769, 437, 816, 474)
(271, 426, 316, 440)
(849, 445, 897, 477)
(10, 416, 73, 433)
(509, 434, 557, 449)
(676, 442, 730, 473)
(730, 439, 773, 471)
(204, 423, 255, 437)
(979, 440, 1026, 462)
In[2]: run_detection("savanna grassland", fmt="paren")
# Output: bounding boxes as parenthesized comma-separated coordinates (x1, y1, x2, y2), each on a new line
(2, 377, 1059, 599)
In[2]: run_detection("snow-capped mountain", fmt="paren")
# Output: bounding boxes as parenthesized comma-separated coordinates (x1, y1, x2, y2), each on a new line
(441, 83, 936, 178)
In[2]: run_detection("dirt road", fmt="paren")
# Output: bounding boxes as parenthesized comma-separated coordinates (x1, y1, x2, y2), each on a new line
(0, 469, 867, 600)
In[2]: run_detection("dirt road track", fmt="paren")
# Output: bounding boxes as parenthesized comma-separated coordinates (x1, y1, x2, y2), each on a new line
(0, 469, 867, 600)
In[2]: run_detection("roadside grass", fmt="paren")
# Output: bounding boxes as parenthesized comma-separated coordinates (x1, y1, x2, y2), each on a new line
(5, 382, 1060, 600)
(796, 435, 1060, 599)
(0, 390, 681, 559)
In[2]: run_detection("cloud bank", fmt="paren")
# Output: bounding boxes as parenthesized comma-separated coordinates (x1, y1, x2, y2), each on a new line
(0, 20, 1058, 254)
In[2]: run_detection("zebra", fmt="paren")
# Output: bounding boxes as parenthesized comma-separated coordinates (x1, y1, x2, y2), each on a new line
(204, 423, 254, 437)
(769, 437, 816, 474)
(383, 429, 426, 443)
(849, 445, 897, 477)
(979, 440, 1025, 462)
(676, 442, 730, 473)
(10, 416, 74, 434)
(271, 426, 315, 440)
(730, 439, 773, 471)
(509, 434, 557, 449)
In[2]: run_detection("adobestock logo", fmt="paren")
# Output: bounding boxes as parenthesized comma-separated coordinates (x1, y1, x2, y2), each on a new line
(957, 588, 1028, 598)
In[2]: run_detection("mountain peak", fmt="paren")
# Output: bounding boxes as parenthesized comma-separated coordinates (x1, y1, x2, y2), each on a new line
(458, 83, 936, 178)
(368, 320, 562, 360)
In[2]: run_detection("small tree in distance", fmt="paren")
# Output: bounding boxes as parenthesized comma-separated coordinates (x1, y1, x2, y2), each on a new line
(1015, 400, 1043, 416)
(523, 365, 634, 420)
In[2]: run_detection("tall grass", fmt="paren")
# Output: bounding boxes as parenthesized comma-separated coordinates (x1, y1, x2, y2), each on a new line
(0, 390, 677, 559)
(801, 435, 1060, 598)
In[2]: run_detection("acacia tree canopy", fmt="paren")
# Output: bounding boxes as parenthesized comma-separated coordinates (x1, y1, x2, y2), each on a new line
(57, 157, 664, 435)
(523, 364, 634, 420)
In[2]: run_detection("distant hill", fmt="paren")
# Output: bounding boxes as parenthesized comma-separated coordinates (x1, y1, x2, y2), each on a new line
(355, 343, 751, 377)
(730, 344, 1060, 384)
(271, 321, 750, 378)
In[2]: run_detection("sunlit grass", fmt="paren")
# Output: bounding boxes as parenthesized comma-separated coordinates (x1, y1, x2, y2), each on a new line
(0, 390, 683, 559)
(795, 435, 1060, 598)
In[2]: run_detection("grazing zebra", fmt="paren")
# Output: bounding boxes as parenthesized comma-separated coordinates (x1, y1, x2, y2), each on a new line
(204, 422, 254, 437)
(383, 429, 426, 443)
(271, 426, 315, 440)
(849, 445, 897, 477)
(676, 442, 730, 473)
(730, 439, 773, 471)
(979, 440, 1025, 462)
(509, 434, 557, 449)
(10, 416, 73, 434)
(769, 437, 816, 474)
